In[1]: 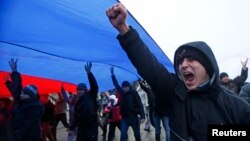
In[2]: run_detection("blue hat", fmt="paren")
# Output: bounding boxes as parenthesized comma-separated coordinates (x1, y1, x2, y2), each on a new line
(22, 85, 38, 97)
(77, 83, 87, 90)
(122, 81, 130, 87)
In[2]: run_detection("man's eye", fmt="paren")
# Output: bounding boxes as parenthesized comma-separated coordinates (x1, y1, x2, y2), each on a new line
(178, 59, 184, 64)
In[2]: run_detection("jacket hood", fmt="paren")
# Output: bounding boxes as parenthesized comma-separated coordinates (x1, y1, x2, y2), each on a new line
(174, 41, 220, 89)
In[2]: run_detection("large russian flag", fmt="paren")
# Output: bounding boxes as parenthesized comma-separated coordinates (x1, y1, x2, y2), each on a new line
(0, 0, 174, 97)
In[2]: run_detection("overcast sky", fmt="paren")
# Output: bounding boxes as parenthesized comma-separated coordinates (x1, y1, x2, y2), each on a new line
(120, 0, 250, 82)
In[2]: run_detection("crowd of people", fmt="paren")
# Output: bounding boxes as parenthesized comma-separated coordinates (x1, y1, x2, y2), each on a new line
(1, 2, 250, 141)
(0, 59, 156, 141)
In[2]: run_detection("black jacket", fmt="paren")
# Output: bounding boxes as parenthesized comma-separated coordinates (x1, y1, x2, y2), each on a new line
(72, 72, 99, 128)
(117, 27, 250, 141)
(5, 71, 44, 141)
(221, 68, 248, 94)
(111, 74, 145, 120)
(5, 71, 23, 102)
(12, 99, 44, 141)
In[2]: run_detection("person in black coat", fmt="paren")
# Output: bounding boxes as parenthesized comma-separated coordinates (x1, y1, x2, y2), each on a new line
(5, 58, 44, 141)
(110, 66, 145, 141)
(106, 3, 250, 141)
(220, 58, 248, 94)
(69, 62, 99, 141)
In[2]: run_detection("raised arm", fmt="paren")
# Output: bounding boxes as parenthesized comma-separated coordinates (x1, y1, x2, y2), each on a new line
(106, 3, 177, 94)
(241, 58, 248, 71)
(4, 58, 22, 101)
(110, 66, 123, 94)
(85, 62, 98, 98)
(234, 58, 248, 91)
(106, 3, 129, 35)
(61, 83, 70, 103)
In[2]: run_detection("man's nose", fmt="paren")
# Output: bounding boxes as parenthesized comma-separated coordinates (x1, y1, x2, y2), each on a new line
(181, 58, 189, 68)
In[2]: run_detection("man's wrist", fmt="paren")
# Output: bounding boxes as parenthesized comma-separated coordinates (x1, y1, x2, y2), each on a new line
(117, 24, 129, 35)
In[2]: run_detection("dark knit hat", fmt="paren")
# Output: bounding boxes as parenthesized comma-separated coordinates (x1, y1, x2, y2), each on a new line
(22, 85, 38, 97)
(219, 72, 228, 80)
(177, 47, 213, 76)
(77, 83, 87, 90)
(121, 81, 130, 87)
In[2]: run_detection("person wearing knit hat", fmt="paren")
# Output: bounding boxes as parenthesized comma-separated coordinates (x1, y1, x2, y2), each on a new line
(69, 62, 99, 141)
(77, 83, 87, 90)
(219, 72, 228, 80)
(76, 83, 88, 97)
(176, 47, 213, 78)
(109, 66, 145, 141)
(106, 4, 250, 141)
(173, 43, 216, 91)
(121, 81, 130, 87)
(20, 84, 39, 100)
(219, 58, 248, 94)
(5, 58, 44, 141)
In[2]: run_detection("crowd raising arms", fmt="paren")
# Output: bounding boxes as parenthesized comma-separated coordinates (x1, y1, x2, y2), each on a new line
(2, 2, 250, 141)
(106, 3, 250, 141)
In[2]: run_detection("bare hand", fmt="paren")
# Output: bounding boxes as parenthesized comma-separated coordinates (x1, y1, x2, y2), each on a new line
(8, 58, 18, 72)
(241, 58, 248, 70)
(85, 62, 92, 73)
(106, 3, 129, 34)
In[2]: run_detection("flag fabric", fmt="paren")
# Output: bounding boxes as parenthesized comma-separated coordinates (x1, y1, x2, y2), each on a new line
(0, 0, 173, 97)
